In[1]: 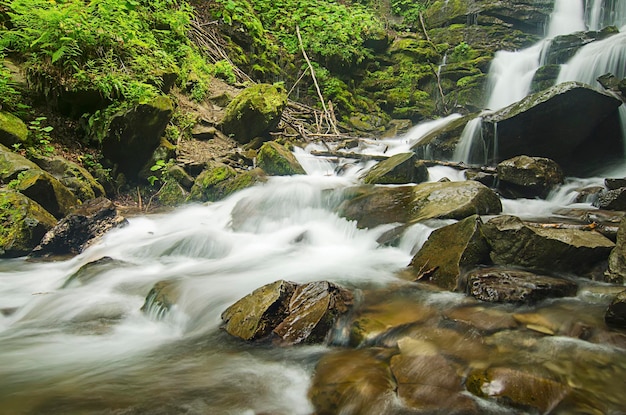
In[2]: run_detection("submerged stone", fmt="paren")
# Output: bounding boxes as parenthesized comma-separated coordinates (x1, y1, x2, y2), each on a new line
(62, 256, 129, 288)
(141, 280, 182, 320)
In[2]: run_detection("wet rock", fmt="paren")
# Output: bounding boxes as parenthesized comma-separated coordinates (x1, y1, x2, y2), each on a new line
(141, 280, 182, 320)
(594, 186, 626, 210)
(102, 95, 173, 179)
(222, 280, 353, 345)
(31, 155, 106, 202)
(273, 281, 353, 345)
(309, 348, 397, 415)
(411, 114, 471, 161)
(496, 155, 564, 199)
(221, 83, 287, 145)
(466, 366, 570, 412)
(443, 305, 518, 333)
(465, 267, 578, 305)
(0, 189, 57, 258)
(13, 168, 79, 218)
(530, 64, 560, 93)
(605, 290, 626, 328)
(606, 217, 626, 284)
(30, 197, 127, 257)
(605, 178, 626, 190)
(391, 340, 479, 414)
(62, 256, 129, 288)
(339, 181, 501, 229)
(409, 215, 491, 291)
(256, 141, 305, 176)
(221, 280, 296, 341)
(361, 152, 428, 185)
(482, 82, 624, 175)
(545, 26, 620, 65)
(0, 111, 28, 147)
(483, 215, 615, 274)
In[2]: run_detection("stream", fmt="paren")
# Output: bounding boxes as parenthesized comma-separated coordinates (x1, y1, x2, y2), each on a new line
(2, 0, 626, 414)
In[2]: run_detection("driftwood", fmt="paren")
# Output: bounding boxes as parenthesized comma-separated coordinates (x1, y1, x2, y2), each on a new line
(310, 150, 389, 161)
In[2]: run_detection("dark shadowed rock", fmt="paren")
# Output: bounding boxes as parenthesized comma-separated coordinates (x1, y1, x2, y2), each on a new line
(465, 267, 578, 304)
(483, 215, 614, 274)
(273, 281, 353, 345)
(221, 280, 296, 341)
(361, 152, 427, 185)
(606, 217, 626, 284)
(605, 290, 626, 328)
(409, 215, 491, 291)
(102, 95, 173, 179)
(31, 155, 106, 202)
(594, 187, 626, 210)
(0, 189, 57, 258)
(30, 197, 127, 257)
(466, 366, 570, 413)
(14, 169, 80, 218)
(605, 178, 626, 190)
(482, 82, 623, 175)
(339, 181, 501, 228)
(496, 155, 564, 199)
(256, 141, 305, 176)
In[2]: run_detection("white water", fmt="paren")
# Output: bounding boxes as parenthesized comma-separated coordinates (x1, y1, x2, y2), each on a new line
(453, 116, 484, 163)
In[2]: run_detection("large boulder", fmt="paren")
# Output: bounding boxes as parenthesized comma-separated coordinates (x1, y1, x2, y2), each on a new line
(409, 215, 491, 291)
(0, 111, 28, 147)
(361, 152, 428, 185)
(465, 267, 578, 304)
(221, 83, 287, 145)
(0, 189, 57, 258)
(31, 155, 105, 202)
(101, 95, 173, 179)
(30, 197, 127, 257)
(483, 215, 615, 275)
(545, 27, 620, 65)
(221, 280, 353, 345)
(594, 187, 626, 211)
(339, 180, 502, 229)
(481, 82, 624, 175)
(496, 155, 564, 199)
(256, 141, 305, 176)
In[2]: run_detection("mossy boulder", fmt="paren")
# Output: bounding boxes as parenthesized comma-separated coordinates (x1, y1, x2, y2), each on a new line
(409, 215, 491, 291)
(389, 38, 441, 64)
(0, 189, 57, 258)
(257, 141, 305, 176)
(0, 111, 28, 147)
(529, 64, 560, 93)
(221, 83, 287, 145)
(0, 143, 39, 182)
(188, 162, 266, 202)
(545, 26, 619, 65)
(31, 155, 105, 202)
(411, 114, 472, 160)
(338, 181, 502, 228)
(13, 169, 80, 218)
(101, 95, 174, 179)
(141, 280, 182, 320)
(362, 153, 428, 185)
(483, 215, 615, 275)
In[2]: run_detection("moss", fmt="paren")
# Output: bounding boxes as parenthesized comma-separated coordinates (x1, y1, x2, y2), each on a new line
(15, 169, 80, 218)
(0, 111, 29, 147)
(0, 189, 57, 257)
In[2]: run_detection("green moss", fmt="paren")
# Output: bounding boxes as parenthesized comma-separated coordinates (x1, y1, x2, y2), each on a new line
(257, 141, 305, 176)
(0, 111, 29, 147)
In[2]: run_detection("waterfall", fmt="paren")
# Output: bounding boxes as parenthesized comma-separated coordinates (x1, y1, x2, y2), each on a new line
(586, 0, 626, 30)
(453, 116, 484, 164)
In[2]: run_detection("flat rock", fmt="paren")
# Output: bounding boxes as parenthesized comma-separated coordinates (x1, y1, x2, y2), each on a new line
(496, 155, 564, 199)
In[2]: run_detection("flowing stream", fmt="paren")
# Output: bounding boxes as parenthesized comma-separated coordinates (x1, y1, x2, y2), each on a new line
(2, 1, 626, 414)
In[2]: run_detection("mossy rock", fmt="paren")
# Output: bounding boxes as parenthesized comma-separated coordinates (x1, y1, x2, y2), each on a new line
(0, 143, 39, 182)
(362, 153, 428, 185)
(14, 169, 80, 218)
(0, 111, 28, 148)
(257, 141, 305, 176)
(409, 215, 491, 291)
(188, 162, 266, 202)
(529, 65, 560, 94)
(141, 280, 182, 320)
(389, 38, 441, 64)
(0, 189, 57, 258)
(221, 83, 287, 145)
(31, 155, 105, 202)
(101, 95, 174, 179)
(156, 180, 189, 207)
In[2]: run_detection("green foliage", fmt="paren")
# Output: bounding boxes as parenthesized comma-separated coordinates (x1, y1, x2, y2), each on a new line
(0, 55, 25, 113)
(27, 116, 54, 156)
(0, 0, 217, 109)
(391, 0, 433, 25)
(449, 41, 478, 63)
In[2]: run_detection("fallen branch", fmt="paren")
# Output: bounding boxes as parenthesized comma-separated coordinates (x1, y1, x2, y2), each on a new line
(310, 150, 388, 161)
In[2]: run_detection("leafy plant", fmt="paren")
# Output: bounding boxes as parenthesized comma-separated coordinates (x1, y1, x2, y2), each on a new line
(27, 116, 54, 156)
(147, 159, 169, 186)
